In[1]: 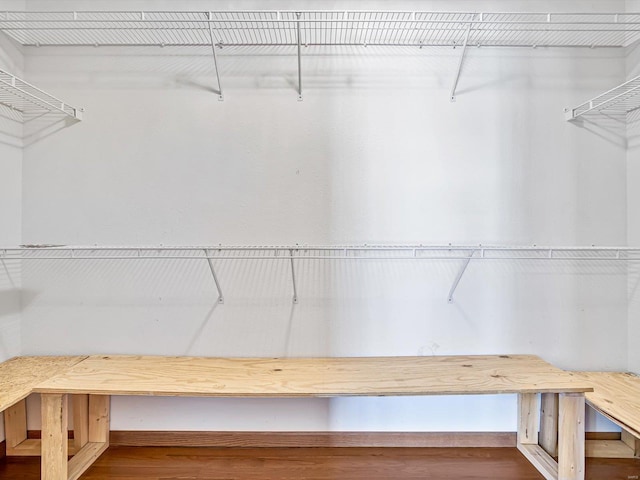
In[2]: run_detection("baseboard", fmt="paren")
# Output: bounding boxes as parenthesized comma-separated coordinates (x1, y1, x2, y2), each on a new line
(108, 431, 517, 448)
(18, 431, 620, 449)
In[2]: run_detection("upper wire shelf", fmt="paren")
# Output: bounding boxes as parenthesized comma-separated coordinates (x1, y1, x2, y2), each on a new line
(0, 68, 82, 122)
(2, 244, 637, 304)
(1, 11, 640, 48)
(565, 74, 640, 120)
(2, 244, 639, 261)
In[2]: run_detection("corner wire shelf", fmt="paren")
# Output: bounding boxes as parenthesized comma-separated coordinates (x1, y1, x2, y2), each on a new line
(565, 74, 640, 121)
(2, 11, 639, 101)
(0, 68, 82, 122)
(1, 244, 638, 304)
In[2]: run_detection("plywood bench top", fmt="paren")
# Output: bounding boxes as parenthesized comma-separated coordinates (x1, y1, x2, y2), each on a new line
(33, 354, 592, 398)
(572, 372, 640, 438)
(0, 356, 86, 411)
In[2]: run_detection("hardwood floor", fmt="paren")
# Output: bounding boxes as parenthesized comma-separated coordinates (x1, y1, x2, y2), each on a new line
(1, 446, 639, 479)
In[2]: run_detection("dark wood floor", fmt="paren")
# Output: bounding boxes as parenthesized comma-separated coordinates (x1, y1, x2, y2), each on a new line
(2, 446, 640, 479)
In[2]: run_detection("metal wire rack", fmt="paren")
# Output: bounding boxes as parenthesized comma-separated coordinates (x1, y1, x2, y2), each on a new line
(565, 74, 640, 120)
(0, 68, 82, 121)
(1, 11, 639, 48)
(2, 244, 638, 304)
(2, 10, 638, 101)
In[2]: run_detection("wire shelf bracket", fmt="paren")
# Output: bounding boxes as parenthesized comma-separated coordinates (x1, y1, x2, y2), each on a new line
(0, 68, 83, 122)
(207, 13, 223, 101)
(204, 249, 224, 304)
(565, 74, 640, 121)
(450, 20, 473, 102)
(289, 248, 299, 304)
(447, 249, 477, 303)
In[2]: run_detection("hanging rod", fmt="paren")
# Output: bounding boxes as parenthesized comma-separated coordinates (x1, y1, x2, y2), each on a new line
(1, 11, 639, 48)
(0, 68, 82, 121)
(1, 245, 639, 261)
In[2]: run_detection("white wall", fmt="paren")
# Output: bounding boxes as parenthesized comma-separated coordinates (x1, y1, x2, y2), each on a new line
(0, 0, 25, 441)
(14, 0, 630, 432)
(0, 25, 24, 361)
(626, 0, 640, 374)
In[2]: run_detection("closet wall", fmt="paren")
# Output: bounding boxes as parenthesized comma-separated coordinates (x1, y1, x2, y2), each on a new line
(0, 1, 25, 443)
(627, 0, 640, 376)
(5, 0, 632, 432)
(0, 30, 23, 364)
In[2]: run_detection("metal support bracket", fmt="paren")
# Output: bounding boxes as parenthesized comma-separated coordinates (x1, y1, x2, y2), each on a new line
(296, 12, 303, 101)
(204, 249, 224, 303)
(448, 249, 476, 303)
(207, 12, 224, 101)
(289, 249, 298, 303)
(450, 22, 472, 102)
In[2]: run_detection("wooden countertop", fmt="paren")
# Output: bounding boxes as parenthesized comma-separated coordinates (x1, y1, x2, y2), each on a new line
(33, 354, 592, 398)
(0, 356, 86, 411)
(573, 371, 640, 438)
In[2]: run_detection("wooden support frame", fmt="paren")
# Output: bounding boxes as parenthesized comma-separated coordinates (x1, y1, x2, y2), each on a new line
(558, 393, 585, 480)
(516, 392, 585, 480)
(38, 394, 110, 480)
(41, 394, 68, 480)
(3, 394, 88, 457)
(4, 398, 27, 453)
(540, 393, 559, 457)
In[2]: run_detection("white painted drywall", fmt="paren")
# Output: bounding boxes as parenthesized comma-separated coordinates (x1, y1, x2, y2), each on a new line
(0, 3, 25, 441)
(12, 0, 631, 433)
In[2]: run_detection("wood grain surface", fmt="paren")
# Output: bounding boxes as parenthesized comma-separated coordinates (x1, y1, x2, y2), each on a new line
(0, 356, 86, 411)
(34, 354, 592, 397)
(573, 372, 640, 438)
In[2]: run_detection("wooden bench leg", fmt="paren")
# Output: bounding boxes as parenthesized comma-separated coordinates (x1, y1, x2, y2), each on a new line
(4, 399, 27, 453)
(540, 393, 559, 457)
(41, 393, 68, 480)
(72, 394, 89, 451)
(518, 393, 540, 445)
(558, 393, 585, 480)
(67, 395, 110, 480)
(622, 430, 640, 458)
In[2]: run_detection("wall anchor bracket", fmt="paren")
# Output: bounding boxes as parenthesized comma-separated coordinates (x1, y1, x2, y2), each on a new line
(204, 249, 224, 303)
(207, 12, 224, 101)
(289, 249, 298, 303)
(448, 249, 476, 303)
(450, 21, 473, 102)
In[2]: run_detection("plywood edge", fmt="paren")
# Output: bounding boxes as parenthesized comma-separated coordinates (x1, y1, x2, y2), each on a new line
(586, 439, 636, 458)
(586, 401, 640, 439)
(109, 431, 517, 448)
(517, 443, 558, 480)
(67, 442, 108, 480)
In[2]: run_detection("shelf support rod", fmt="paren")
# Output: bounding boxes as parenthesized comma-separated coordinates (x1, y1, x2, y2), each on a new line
(289, 249, 298, 304)
(207, 12, 224, 101)
(450, 21, 472, 102)
(204, 249, 224, 304)
(296, 12, 303, 101)
(448, 249, 476, 303)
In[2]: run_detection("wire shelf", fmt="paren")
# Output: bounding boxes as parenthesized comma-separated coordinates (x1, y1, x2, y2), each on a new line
(1, 11, 639, 48)
(566, 74, 640, 120)
(2, 244, 635, 304)
(1, 244, 639, 261)
(0, 68, 82, 121)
